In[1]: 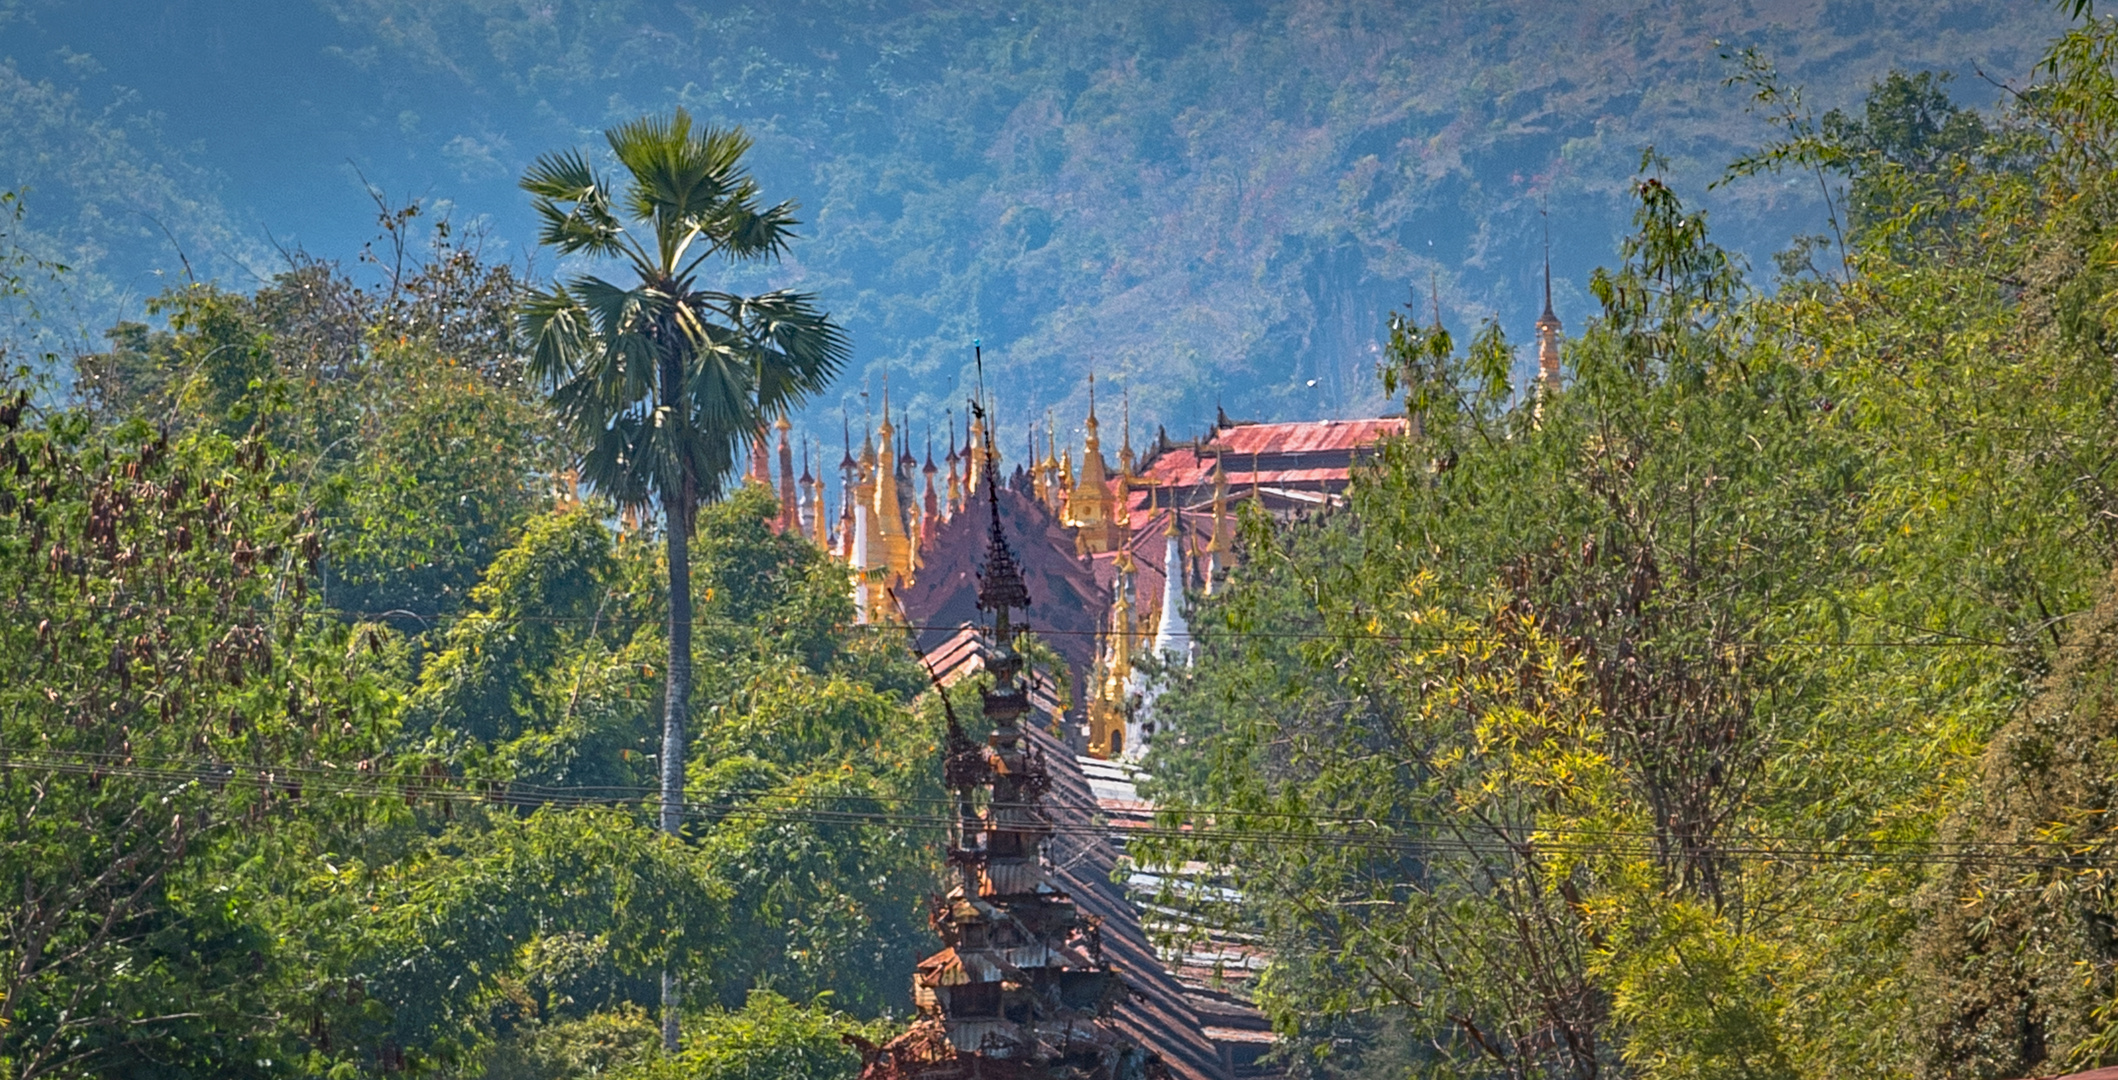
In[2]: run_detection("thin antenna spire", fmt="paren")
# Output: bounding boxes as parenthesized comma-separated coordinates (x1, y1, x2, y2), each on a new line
(1541, 197, 1556, 322)
(972, 339, 984, 413)
(970, 339, 1029, 620)
(1121, 387, 1133, 464)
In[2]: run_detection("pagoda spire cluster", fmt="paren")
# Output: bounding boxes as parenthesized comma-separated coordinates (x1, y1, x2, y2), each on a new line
(744, 381, 1004, 622)
(741, 373, 1152, 626)
(743, 268, 1563, 752)
(734, 379, 1239, 763)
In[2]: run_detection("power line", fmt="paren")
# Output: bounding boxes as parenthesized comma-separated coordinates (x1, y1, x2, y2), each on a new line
(1, 596, 2022, 651)
(0, 746, 2098, 870)
(0, 745, 1953, 839)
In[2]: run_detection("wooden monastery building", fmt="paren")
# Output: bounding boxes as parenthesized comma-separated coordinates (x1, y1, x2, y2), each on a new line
(738, 380, 1442, 1079)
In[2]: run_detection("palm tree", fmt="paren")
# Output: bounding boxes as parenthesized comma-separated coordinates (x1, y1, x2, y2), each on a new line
(517, 110, 847, 1050)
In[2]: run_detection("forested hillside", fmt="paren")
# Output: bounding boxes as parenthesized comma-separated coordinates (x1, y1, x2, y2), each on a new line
(0, 0, 2062, 431)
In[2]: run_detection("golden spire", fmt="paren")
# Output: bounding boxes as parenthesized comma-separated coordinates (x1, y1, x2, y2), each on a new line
(815, 474, 831, 548)
(802, 439, 828, 548)
(1044, 411, 1062, 512)
(1091, 536, 1137, 759)
(1084, 374, 1100, 451)
(873, 384, 910, 586)
(1206, 452, 1231, 594)
(774, 415, 797, 534)
(944, 417, 961, 518)
(921, 433, 940, 543)
(1065, 374, 1123, 555)
(967, 407, 986, 495)
(1109, 566, 1133, 675)
(1212, 452, 1229, 541)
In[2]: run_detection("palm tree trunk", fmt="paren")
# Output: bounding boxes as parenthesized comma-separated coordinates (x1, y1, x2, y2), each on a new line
(660, 492, 692, 1054)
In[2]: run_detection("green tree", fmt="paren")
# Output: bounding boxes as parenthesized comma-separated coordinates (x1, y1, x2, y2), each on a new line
(0, 391, 400, 1078)
(399, 506, 650, 792)
(73, 215, 562, 629)
(483, 991, 884, 1080)
(391, 484, 939, 1036)
(658, 488, 937, 1017)
(517, 109, 848, 1050)
(1912, 568, 2118, 1080)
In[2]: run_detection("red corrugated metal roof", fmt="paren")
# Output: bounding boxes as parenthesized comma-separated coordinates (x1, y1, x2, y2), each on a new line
(1133, 418, 1404, 492)
(1139, 447, 1211, 489)
(1209, 417, 1407, 455)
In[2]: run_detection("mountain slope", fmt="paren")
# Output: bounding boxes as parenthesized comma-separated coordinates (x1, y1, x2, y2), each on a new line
(0, 0, 2065, 432)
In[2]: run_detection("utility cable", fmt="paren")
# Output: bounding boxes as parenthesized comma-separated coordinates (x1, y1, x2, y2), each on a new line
(0, 746, 2103, 871)
(0, 595, 2024, 650)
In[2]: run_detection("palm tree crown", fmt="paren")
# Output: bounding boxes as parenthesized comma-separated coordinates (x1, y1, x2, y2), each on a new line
(519, 109, 847, 531)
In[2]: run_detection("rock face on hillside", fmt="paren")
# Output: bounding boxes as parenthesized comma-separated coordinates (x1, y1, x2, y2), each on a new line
(898, 481, 1108, 691)
(1916, 568, 2118, 1079)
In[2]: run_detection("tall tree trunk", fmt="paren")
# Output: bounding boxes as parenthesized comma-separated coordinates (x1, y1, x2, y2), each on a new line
(660, 492, 692, 1054)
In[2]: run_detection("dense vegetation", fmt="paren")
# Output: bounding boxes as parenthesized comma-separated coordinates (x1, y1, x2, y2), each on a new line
(0, 170, 938, 1075)
(8, 6, 2118, 1080)
(1141, 14, 2118, 1080)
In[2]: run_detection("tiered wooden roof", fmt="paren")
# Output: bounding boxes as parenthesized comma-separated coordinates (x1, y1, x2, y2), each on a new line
(1047, 742, 1280, 1077)
(898, 480, 1109, 684)
(1029, 726, 1240, 1080)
